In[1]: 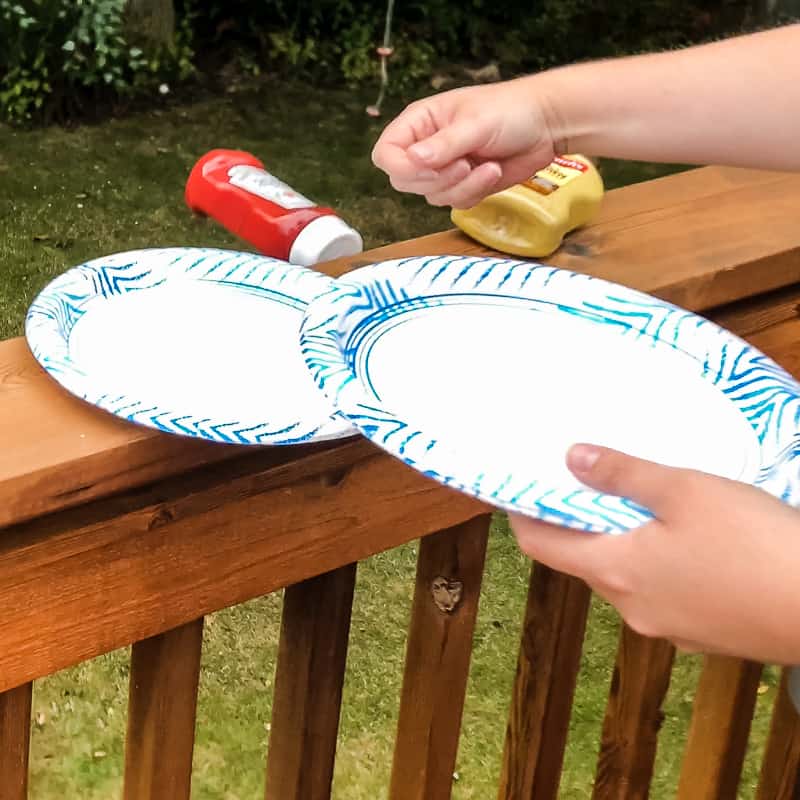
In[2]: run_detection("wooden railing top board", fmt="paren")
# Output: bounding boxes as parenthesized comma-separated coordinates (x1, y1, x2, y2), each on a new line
(2, 166, 800, 528)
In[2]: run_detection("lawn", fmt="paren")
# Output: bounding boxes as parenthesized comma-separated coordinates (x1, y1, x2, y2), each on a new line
(0, 77, 781, 799)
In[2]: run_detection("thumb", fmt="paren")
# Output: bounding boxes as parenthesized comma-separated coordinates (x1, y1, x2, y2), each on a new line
(407, 117, 493, 169)
(566, 444, 682, 519)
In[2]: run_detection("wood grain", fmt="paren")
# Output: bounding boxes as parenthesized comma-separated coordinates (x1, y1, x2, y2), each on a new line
(0, 682, 32, 800)
(123, 618, 204, 800)
(709, 284, 800, 338)
(389, 516, 491, 800)
(497, 565, 591, 800)
(0, 338, 248, 529)
(4, 167, 800, 529)
(756, 669, 800, 800)
(741, 316, 800, 378)
(677, 656, 763, 800)
(591, 628, 675, 800)
(0, 439, 485, 693)
(328, 168, 800, 314)
(265, 564, 357, 800)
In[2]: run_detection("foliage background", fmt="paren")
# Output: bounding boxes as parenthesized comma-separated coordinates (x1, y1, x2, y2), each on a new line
(0, 0, 794, 123)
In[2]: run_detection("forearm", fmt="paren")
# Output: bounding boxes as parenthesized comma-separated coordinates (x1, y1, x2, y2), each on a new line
(534, 24, 800, 170)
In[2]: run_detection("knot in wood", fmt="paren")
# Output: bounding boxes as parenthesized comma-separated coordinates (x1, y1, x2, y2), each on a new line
(148, 506, 174, 530)
(431, 576, 463, 613)
(561, 241, 592, 257)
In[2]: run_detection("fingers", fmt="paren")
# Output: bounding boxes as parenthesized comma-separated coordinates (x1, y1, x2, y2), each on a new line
(372, 99, 494, 183)
(371, 105, 441, 184)
(509, 512, 626, 584)
(427, 162, 504, 208)
(404, 117, 494, 170)
(372, 90, 546, 208)
(384, 154, 504, 209)
(512, 512, 704, 652)
(494, 150, 552, 187)
(372, 100, 437, 156)
(388, 158, 472, 194)
(372, 140, 440, 185)
(566, 444, 691, 519)
(510, 445, 697, 596)
(510, 511, 711, 651)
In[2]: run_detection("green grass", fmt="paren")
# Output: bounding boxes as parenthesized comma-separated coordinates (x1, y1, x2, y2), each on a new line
(0, 78, 781, 798)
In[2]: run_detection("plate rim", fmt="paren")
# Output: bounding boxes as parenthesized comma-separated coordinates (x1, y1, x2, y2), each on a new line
(300, 254, 800, 533)
(25, 246, 355, 446)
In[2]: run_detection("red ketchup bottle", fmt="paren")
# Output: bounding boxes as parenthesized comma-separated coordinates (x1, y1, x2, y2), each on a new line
(185, 149, 363, 266)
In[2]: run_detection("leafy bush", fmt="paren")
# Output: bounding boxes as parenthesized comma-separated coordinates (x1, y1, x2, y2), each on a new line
(0, 0, 191, 123)
(176, 0, 435, 89)
(179, 0, 772, 82)
(0, 0, 790, 123)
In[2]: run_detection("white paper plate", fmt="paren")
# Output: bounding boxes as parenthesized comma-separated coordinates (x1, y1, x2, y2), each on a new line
(26, 247, 354, 445)
(300, 255, 800, 532)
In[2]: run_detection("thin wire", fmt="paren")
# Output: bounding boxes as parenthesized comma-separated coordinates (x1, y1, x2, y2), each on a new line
(366, 0, 396, 116)
(382, 0, 395, 47)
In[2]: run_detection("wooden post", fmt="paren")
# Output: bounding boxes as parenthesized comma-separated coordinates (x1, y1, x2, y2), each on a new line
(677, 656, 762, 800)
(498, 564, 591, 800)
(389, 515, 491, 800)
(592, 628, 675, 799)
(0, 683, 32, 800)
(265, 563, 357, 800)
(756, 668, 800, 800)
(124, 618, 204, 800)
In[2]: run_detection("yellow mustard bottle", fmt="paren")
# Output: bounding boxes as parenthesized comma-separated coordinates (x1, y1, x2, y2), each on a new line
(450, 154, 604, 258)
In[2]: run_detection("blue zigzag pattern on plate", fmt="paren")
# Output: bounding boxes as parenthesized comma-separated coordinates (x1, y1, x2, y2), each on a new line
(26, 247, 354, 445)
(300, 255, 800, 533)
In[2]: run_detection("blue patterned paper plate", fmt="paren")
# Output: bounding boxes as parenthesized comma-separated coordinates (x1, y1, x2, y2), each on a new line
(25, 247, 355, 445)
(300, 254, 800, 533)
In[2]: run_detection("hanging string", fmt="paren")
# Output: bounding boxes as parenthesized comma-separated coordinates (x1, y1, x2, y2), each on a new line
(366, 0, 396, 117)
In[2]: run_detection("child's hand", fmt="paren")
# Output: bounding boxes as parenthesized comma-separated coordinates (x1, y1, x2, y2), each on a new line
(511, 444, 800, 664)
(371, 79, 558, 209)
(373, 26, 800, 201)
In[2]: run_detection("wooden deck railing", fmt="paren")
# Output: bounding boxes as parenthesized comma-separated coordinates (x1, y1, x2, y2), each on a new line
(2, 166, 800, 799)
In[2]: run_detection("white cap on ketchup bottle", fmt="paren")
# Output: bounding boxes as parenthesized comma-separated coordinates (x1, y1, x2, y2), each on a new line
(289, 215, 364, 266)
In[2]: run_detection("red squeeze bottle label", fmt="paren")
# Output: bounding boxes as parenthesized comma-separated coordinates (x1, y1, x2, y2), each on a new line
(185, 149, 362, 266)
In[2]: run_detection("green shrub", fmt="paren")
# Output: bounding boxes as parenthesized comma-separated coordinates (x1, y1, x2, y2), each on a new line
(176, 0, 432, 90)
(0, 0, 191, 123)
(1, 0, 792, 124)
(179, 0, 773, 82)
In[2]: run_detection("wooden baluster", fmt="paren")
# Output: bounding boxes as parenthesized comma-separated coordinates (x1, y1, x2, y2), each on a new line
(265, 563, 357, 800)
(497, 564, 592, 800)
(389, 515, 491, 800)
(123, 617, 204, 800)
(0, 682, 32, 800)
(592, 628, 675, 800)
(756, 669, 800, 800)
(676, 655, 762, 800)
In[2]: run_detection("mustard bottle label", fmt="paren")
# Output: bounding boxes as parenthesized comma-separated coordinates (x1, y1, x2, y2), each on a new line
(523, 155, 590, 195)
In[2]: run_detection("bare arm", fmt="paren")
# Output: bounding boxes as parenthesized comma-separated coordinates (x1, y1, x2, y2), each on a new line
(372, 24, 800, 209)
(541, 24, 800, 170)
